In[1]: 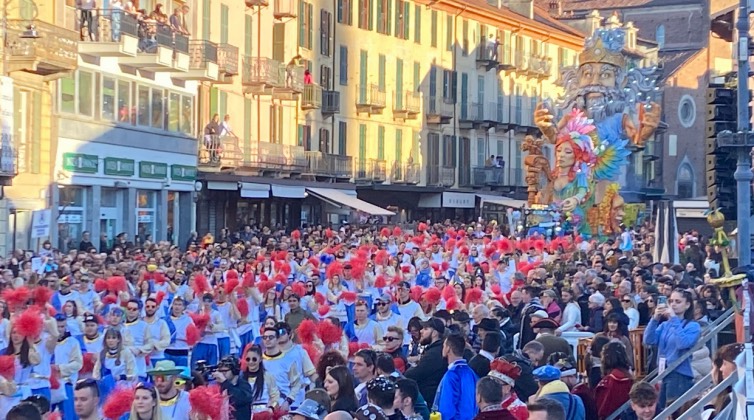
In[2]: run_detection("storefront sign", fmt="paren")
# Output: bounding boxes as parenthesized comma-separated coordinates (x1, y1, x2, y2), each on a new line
(58, 213, 83, 223)
(63, 153, 99, 174)
(137, 214, 154, 222)
(139, 161, 168, 179)
(442, 192, 475, 208)
(0, 76, 14, 175)
(170, 165, 197, 181)
(104, 158, 135, 176)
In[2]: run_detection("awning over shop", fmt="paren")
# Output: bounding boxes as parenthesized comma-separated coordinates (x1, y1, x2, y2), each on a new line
(207, 181, 237, 191)
(306, 188, 396, 216)
(271, 185, 306, 198)
(418, 193, 442, 208)
(477, 194, 527, 209)
(240, 182, 270, 198)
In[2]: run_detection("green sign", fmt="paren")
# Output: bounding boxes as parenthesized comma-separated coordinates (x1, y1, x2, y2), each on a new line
(62, 153, 98, 174)
(171, 165, 197, 181)
(104, 157, 135, 176)
(139, 161, 168, 179)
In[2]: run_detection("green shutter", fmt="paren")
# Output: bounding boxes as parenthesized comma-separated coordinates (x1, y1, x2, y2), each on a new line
(308, 4, 313, 49)
(395, 58, 403, 109)
(414, 4, 420, 43)
(245, 15, 252, 56)
(31, 91, 41, 174)
(244, 98, 252, 161)
(446, 15, 452, 51)
(202, 0, 211, 41)
(395, 129, 403, 163)
(385, 0, 391, 36)
(368, 0, 374, 30)
(413, 62, 420, 92)
(378, 54, 386, 91)
(219, 91, 228, 117)
(403, 2, 409, 40)
(298, 124, 304, 147)
(359, 124, 367, 161)
(377, 126, 385, 160)
(210, 87, 218, 117)
(359, 50, 367, 101)
(376, 0, 382, 32)
(430, 10, 437, 47)
(221, 5, 229, 43)
(299, 0, 305, 46)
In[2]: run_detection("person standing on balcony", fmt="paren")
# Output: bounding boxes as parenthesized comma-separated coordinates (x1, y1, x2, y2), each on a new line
(204, 114, 221, 163)
(220, 115, 237, 138)
(77, 0, 96, 41)
(111, 0, 123, 42)
(180, 5, 191, 35)
(486, 34, 497, 60)
(304, 69, 313, 85)
(286, 55, 303, 88)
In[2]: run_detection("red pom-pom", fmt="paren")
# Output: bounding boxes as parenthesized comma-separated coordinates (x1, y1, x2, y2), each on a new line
(417, 222, 427, 232)
(2, 286, 30, 310)
(340, 291, 357, 304)
(48, 412, 61, 420)
(394, 357, 406, 373)
(491, 284, 502, 295)
(317, 321, 342, 345)
(291, 229, 301, 240)
(226, 269, 239, 281)
(314, 292, 326, 305)
(380, 227, 390, 237)
(273, 273, 287, 284)
(485, 246, 496, 259)
(224, 277, 240, 295)
(430, 262, 440, 272)
(465, 288, 483, 305)
(348, 342, 361, 358)
(279, 263, 292, 277)
(189, 385, 226, 420)
(14, 307, 43, 339)
(297, 319, 318, 344)
(446, 297, 460, 311)
(189, 313, 211, 332)
(102, 386, 135, 420)
(534, 239, 546, 252)
(410, 286, 423, 303)
(107, 276, 128, 294)
(242, 272, 256, 288)
(102, 294, 118, 306)
(302, 343, 322, 366)
(32, 286, 53, 309)
(317, 305, 331, 317)
(441, 261, 450, 272)
(411, 236, 424, 247)
(375, 250, 389, 266)
(291, 282, 306, 298)
(47, 306, 57, 318)
(155, 291, 166, 306)
(393, 226, 402, 236)
(94, 278, 108, 293)
(307, 257, 320, 268)
(442, 285, 456, 301)
(325, 228, 334, 238)
(498, 238, 514, 254)
(258, 273, 269, 283)
(445, 238, 457, 252)
(80, 352, 95, 375)
(193, 274, 211, 296)
(401, 265, 411, 274)
(236, 299, 250, 318)
(256, 254, 266, 264)
(257, 281, 276, 295)
(185, 324, 200, 346)
(374, 275, 387, 289)
(50, 371, 60, 389)
(326, 261, 344, 280)
(424, 287, 442, 305)
(153, 272, 166, 285)
(0, 355, 15, 379)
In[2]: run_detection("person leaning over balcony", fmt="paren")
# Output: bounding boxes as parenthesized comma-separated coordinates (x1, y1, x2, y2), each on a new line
(204, 114, 221, 162)
(180, 5, 191, 35)
(76, 0, 96, 41)
(220, 115, 237, 138)
(286, 55, 303, 87)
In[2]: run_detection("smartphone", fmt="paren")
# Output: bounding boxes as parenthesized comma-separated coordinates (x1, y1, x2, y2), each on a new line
(658, 296, 667, 305)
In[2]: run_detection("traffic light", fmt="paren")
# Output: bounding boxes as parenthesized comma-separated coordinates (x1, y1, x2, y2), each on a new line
(705, 84, 737, 219)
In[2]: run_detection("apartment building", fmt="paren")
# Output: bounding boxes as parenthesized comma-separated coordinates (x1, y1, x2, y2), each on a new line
(193, 0, 585, 231)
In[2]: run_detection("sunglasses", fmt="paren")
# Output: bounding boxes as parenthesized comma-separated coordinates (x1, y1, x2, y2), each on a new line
(262, 335, 277, 340)
(127, 307, 139, 311)
(246, 356, 259, 363)
(383, 336, 399, 342)
(622, 300, 632, 303)
(376, 302, 388, 306)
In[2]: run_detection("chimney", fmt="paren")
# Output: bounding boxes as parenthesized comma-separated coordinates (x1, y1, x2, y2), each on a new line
(549, 0, 562, 17)
(506, 0, 534, 20)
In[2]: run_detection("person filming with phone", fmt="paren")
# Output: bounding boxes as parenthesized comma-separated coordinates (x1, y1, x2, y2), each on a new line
(211, 355, 254, 419)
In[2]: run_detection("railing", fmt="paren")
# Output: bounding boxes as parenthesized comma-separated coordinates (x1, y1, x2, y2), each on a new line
(353, 158, 386, 182)
(357, 84, 386, 108)
(605, 306, 736, 420)
(273, 0, 297, 18)
(405, 163, 420, 184)
(217, 43, 239, 75)
(328, 154, 353, 178)
(305, 151, 327, 174)
(514, 51, 528, 72)
(472, 166, 504, 186)
(6, 19, 78, 70)
(406, 91, 421, 113)
(498, 45, 514, 67)
(322, 90, 340, 114)
(529, 55, 552, 78)
(286, 145, 307, 168)
(88, 10, 139, 43)
(198, 135, 242, 167)
(470, 102, 484, 121)
(354, 158, 370, 180)
(241, 141, 287, 168)
(390, 161, 405, 182)
(477, 37, 499, 62)
(458, 165, 472, 187)
(428, 96, 454, 117)
(486, 101, 502, 123)
(668, 372, 737, 420)
(279, 65, 304, 92)
(302, 84, 323, 109)
(188, 40, 218, 70)
(371, 159, 386, 182)
(427, 165, 455, 187)
(242, 56, 283, 86)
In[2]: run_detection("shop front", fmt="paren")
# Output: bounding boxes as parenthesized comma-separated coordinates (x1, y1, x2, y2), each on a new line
(416, 191, 476, 222)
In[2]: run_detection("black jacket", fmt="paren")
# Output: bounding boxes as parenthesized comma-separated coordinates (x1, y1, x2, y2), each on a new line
(518, 299, 544, 349)
(221, 376, 254, 420)
(404, 339, 447, 404)
(504, 351, 538, 402)
(469, 354, 492, 378)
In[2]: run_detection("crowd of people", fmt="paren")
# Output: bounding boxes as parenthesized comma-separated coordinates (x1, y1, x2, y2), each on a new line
(0, 220, 744, 420)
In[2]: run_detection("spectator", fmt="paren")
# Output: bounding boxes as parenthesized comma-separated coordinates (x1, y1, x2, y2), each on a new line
(434, 333, 478, 420)
(627, 382, 658, 420)
(405, 317, 447, 404)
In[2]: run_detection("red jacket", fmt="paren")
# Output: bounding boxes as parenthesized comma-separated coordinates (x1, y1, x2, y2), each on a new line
(594, 368, 633, 419)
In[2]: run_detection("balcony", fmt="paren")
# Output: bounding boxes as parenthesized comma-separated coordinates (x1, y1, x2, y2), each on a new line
(427, 96, 453, 125)
(285, 145, 307, 172)
(216, 43, 239, 83)
(472, 166, 505, 187)
(304, 151, 353, 179)
(322, 90, 340, 115)
(77, 10, 139, 58)
(529, 55, 553, 79)
(118, 22, 189, 72)
(393, 90, 421, 120)
(354, 158, 387, 183)
(459, 102, 484, 129)
(198, 135, 243, 171)
(172, 40, 219, 81)
(240, 141, 287, 170)
(273, 65, 304, 100)
(476, 37, 499, 71)
(274, 0, 297, 19)
(497, 45, 515, 71)
(6, 19, 78, 78)
(427, 165, 456, 188)
(405, 163, 420, 184)
(356, 84, 386, 114)
(514, 51, 530, 75)
(390, 161, 420, 184)
(242, 56, 282, 95)
(302, 84, 323, 110)
(245, 0, 269, 6)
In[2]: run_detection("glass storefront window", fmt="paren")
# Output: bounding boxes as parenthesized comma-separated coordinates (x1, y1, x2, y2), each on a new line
(136, 190, 156, 245)
(58, 186, 86, 252)
(151, 89, 163, 130)
(78, 71, 94, 117)
(181, 95, 193, 134)
(102, 76, 116, 121)
(60, 75, 75, 114)
(137, 85, 150, 127)
(117, 80, 131, 123)
(168, 92, 180, 132)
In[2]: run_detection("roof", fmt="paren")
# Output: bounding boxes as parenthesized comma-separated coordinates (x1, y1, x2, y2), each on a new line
(531, 5, 586, 36)
(658, 49, 702, 79)
(534, 0, 701, 12)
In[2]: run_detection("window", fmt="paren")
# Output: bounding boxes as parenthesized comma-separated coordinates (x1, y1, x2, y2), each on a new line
(168, 92, 180, 132)
(442, 134, 456, 166)
(376, 0, 390, 35)
(413, 62, 420, 92)
(137, 85, 150, 126)
(320, 65, 332, 89)
(299, 1, 313, 49)
(678, 95, 696, 127)
(677, 163, 694, 198)
(136, 190, 157, 243)
(430, 10, 437, 47)
(358, 124, 367, 169)
(181, 96, 193, 134)
(446, 15, 453, 51)
(395, 0, 408, 39)
(656, 24, 665, 49)
(377, 126, 385, 160)
(298, 124, 312, 150)
(151, 89, 163, 129)
(245, 15, 253, 56)
(220, 4, 229, 43)
(320, 9, 331, 56)
(102, 76, 116, 121)
(358, 0, 372, 30)
(378, 54, 386, 91)
(339, 45, 348, 85)
(338, 121, 347, 155)
(14, 89, 28, 174)
(202, 0, 210, 40)
(57, 186, 86, 252)
(244, 98, 252, 153)
(395, 129, 403, 163)
(442, 70, 456, 102)
(337, 0, 352, 24)
(319, 128, 331, 152)
(476, 137, 486, 166)
(60, 75, 75, 114)
(395, 58, 403, 109)
(462, 19, 468, 56)
(78, 71, 94, 117)
(414, 4, 421, 43)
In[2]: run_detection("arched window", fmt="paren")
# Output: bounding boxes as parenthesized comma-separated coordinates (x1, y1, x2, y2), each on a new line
(677, 163, 694, 198)
(656, 24, 666, 49)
